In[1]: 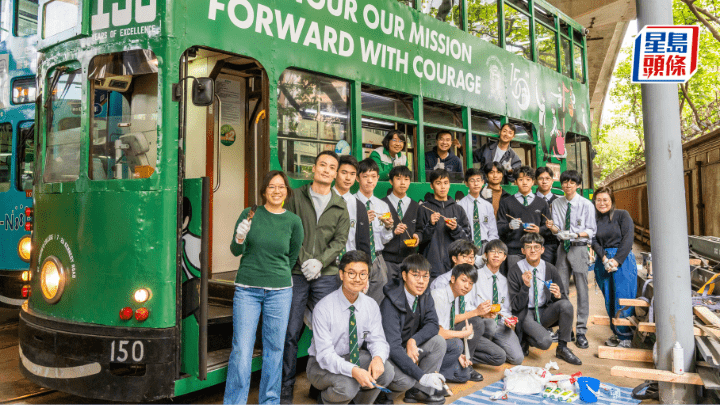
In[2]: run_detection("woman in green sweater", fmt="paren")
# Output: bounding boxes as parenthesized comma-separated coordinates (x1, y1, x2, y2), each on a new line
(224, 170, 304, 405)
(370, 129, 408, 180)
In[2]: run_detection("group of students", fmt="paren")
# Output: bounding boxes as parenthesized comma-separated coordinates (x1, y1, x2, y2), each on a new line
(223, 127, 638, 405)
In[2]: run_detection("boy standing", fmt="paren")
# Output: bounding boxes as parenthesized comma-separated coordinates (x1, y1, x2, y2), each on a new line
(307, 251, 394, 405)
(333, 155, 372, 259)
(417, 169, 471, 279)
(535, 167, 559, 265)
(382, 165, 421, 280)
(282, 151, 350, 402)
(507, 234, 581, 365)
(548, 170, 596, 350)
(355, 158, 395, 305)
(379, 254, 450, 404)
(458, 168, 498, 258)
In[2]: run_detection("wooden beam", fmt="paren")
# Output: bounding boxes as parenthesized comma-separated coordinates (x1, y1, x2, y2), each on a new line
(592, 317, 718, 337)
(689, 258, 702, 266)
(694, 306, 720, 328)
(611, 366, 704, 385)
(592, 315, 610, 326)
(598, 346, 653, 363)
(619, 298, 650, 307)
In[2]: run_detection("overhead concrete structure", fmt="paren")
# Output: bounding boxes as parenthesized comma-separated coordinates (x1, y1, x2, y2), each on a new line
(547, 0, 637, 133)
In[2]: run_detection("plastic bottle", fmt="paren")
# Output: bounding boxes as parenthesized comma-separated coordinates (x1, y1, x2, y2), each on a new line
(673, 342, 684, 374)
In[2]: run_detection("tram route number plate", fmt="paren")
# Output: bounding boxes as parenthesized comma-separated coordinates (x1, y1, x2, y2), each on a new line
(109, 340, 145, 363)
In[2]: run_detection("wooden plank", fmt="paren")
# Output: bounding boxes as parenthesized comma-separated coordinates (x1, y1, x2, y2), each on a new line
(591, 315, 610, 326)
(611, 366, 704, 385)
(636, 322, 720, 337)
(598, 346, 653, 363)
(618, 298, 650, 307)
(694, 306, 720, 328)
(689, 258, 702, 266)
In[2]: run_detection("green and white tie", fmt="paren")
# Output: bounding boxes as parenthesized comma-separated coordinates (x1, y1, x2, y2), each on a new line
(473, 200, 482, 249)
(450, 299, 456, 327)
(349, 305, 359, 365)
(412, 297, 418, 312)
(523, 195, 528, 206)
(397, 200, 404, 221)
(366, 200, 376, 262)
(492, 275, 499, 320)
(459, 295, 465, 314)
(563, 202, 572, 252)
(533, 268, 540, 322)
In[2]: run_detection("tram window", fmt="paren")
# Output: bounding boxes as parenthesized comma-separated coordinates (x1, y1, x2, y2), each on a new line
(565, 134, 591, 189)
(467, 0, 499, 46)
(44, 67, 81, 183)
(0, 122, 11, 192)
(14, 0, 38, 37)
(12, 77, 36, 105)
(16, 121, 33, 190)
(574, 43, 585, 83)
(361, 92, 413, 120)
(504, 5, 531, 61)
(277, 69, 350, 180)
(423, 101, 464, 183)
(87, 50, 159, 180)
(361, 118, 415, 177)
(422, 0, 463, 30)
(42, 0, 78, 38)
(535, 23, 557, 71)
(560, 37, 572, 78)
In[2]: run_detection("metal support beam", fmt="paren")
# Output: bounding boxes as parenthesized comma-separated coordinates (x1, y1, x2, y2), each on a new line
(635, 0, 696, 403)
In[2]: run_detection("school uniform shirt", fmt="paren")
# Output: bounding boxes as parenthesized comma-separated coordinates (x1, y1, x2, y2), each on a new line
(458, 194, 499, 243)
(354, 193, 394, 252)
(496, 195, 552, 252)
(308, 288, 390, 377)
(536, 191, 559, 205)
(515, 259, 547, 308)
(334, 187, 358, 252)
(431, 284, 465, 330)
(475, 265, 512, 318)
(514, 192, 536, 206)
(382, 193, 421, 263)
(551, 194, 597, 243)
(430, 270, 483, 310)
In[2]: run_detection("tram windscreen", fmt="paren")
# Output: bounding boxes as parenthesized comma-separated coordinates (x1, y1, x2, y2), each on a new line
(0, 122, 11, 192)
(88, 50, 159, 180)
(15, 0, 38, 37)
(44, 68, 81, 183)
(17, 121, 34, 191)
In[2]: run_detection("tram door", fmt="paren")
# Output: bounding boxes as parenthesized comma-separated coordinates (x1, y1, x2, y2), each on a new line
(179, 48, 268, 379)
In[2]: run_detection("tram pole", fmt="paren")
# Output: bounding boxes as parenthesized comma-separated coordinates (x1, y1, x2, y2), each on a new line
(635, 0, 696, 402)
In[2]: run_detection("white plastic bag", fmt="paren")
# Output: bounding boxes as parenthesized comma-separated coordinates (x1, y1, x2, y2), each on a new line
(504, 365, 553, 395)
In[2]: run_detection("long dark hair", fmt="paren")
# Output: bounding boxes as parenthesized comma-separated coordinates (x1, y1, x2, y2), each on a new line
(260, 170, 292, 204)
(593, 186, 615, 220)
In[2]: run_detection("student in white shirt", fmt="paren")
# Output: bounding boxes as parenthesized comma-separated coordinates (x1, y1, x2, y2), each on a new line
(307, 251, 394, 404)
(535, 167, 559, 265)
(547, 170, 597, 350)
(333, 155, 372, 259)
(355, 158, 395, 305)
(458, 169, 499, 259)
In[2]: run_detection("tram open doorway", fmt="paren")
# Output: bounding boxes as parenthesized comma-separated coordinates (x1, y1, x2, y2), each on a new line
(179, 47, 269, 381)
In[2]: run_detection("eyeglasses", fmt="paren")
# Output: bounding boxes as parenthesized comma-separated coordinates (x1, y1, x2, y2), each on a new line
(390, 138, 404, 144)
(342, 270, 369, 280)
(458, 253, 475, 260)
(408, 271, 430, 281)
(267, 185, 287, 192)
(523, 244, 543, 251)
(487, 249, 506, 256)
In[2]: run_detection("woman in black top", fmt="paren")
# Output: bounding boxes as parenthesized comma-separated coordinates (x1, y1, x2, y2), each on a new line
(591, 187, 637, 348)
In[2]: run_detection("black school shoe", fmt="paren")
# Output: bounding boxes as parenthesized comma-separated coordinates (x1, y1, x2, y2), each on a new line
(522, 341, 530, 357)
(280, 385, 294, 404)
(403, 387, 446, 404)
(375, 392, 394, 404)
(469, 370, 484, 382)
(308, 385, 321, 401)
(556, 346, 582, 365)
(575, 334, 589, 349)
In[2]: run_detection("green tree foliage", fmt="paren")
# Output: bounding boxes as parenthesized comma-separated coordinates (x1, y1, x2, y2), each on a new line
(467, 0, 499, 45)
(597, 0, 720, 183)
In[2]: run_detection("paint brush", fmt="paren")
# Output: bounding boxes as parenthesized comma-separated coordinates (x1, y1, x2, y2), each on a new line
(372, 382, 392, 393)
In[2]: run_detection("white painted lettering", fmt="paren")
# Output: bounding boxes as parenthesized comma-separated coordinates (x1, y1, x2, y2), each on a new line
(275, 11, 305, 43)
(228, 0, 254, 29)
(93, 0, 110, 29)
(327, 0, 342, 17)
(363, 4, 378, 30)
(344, 0, 358, 23)
(396, 51, 408, 74)
(303, 21, 322, 50)
(135, 0, 156, 24)
(323, 25, 338, 54)
(255, 4, 274, 36)
(339, 31, 354, 57)
(360, 37, 382, 65)
(413, 55, 423, 78)
(394, 15, 404, 40)
(112, 0, 132, 26)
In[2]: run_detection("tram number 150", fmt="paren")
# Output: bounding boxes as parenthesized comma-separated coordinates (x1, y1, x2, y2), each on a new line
(110, 340, 145, 362)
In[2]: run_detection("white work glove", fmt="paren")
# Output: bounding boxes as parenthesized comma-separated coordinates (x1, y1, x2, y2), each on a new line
(235, 219, 251, 242)
(301, 259, 323, 280)
(434, 161, 445, 170)
(419, 373, 446, 391)
(556, 231, 570, 241)
(481, 187, 493, 199)
(475, 254, 486, 269)
(509, 219, 522, 230)
(501, 160, 512, 172)
(568, 232, 579, 240)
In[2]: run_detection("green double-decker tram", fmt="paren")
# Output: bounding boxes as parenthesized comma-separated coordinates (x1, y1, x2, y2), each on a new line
(19, 0, 594, 401)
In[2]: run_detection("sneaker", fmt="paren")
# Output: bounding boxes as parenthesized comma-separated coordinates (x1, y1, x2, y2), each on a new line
(605, 335, 620, 347)
(618, 339, 632, 348)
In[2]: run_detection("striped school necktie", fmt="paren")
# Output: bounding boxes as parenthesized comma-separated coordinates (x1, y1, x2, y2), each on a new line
(533, 268, 541, 322)
(563, 202, 572, 252)
(349, 305, 359, 365)
(473, 200, 482, 249)
(366, 200, 376, 261)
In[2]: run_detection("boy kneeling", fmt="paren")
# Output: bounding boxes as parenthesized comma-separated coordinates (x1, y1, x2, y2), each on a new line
(507, 234, 582, 366)
(307, 251, 394, 404)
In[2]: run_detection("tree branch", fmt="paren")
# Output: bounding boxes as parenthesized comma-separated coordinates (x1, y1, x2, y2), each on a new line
(681, 0, 720, 42)
(694, 4, 720, 25)
(680, 82, 707, 131)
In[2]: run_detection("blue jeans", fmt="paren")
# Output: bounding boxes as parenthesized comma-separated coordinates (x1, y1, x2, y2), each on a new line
(224, 286, 292, 404)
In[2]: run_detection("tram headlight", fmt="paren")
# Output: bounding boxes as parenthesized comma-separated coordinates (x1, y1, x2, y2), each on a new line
(134, 288, 150, 303)
(18, 235, 32, 263)
(40, 256, 65, 304)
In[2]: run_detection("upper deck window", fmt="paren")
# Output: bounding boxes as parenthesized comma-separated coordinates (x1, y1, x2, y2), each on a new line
(423, 0, 463, 30)
(0, 122, 11, 192)
(88, 50, 159, 180)
(277, 69, 350, 180)
(14, 0, 38, 37)
(12, 77, 36, 104)
(44, 66, 81, 183)
(504, 3, 531, 61)
(467, 0, 499, 46)
(42, 0, 78, 38)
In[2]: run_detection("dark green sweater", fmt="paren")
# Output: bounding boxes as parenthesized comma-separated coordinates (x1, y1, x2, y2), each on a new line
(231, 206, 304, 289)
